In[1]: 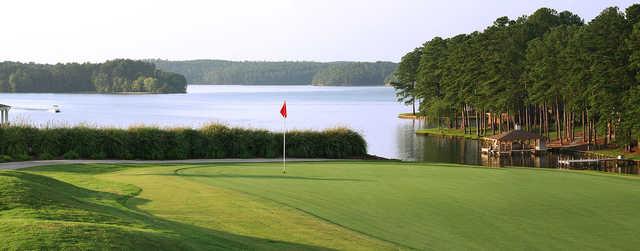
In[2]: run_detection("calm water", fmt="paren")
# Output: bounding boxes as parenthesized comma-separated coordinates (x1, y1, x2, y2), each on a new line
(395, 120, 563, 167)
(0, 85, 413, 159)
(1, 85, 625, 170)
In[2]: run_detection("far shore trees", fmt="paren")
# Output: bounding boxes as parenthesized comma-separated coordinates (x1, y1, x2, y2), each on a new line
(149, 59, 397, 86)
(392, 4, 640, 151)
(0, 59, 187, 93)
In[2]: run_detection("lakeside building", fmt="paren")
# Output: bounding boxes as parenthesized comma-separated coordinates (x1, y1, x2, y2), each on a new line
(0, 104, 9, 125)
(482, 126, 546, 155)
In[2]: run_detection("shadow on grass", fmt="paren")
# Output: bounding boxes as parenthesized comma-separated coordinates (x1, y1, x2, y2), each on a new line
(1, 171, 335, 250)
(21, 164, 129, 174)
(152, 172, 369, 182)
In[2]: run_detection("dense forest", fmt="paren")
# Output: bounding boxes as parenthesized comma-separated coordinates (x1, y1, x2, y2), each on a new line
(149, 59, 397, 86)
(392, 4, 640, 150)
(0, 59, 186, 93)
(311, 62, 398, 86)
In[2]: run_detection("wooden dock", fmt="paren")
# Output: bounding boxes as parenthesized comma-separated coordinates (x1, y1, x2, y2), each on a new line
(557, 157, 639, 174)
(558, 158, 619, 166)
(481, 147, 543, 156)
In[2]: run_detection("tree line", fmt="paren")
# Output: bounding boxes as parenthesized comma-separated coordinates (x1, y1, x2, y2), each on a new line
(0, 59, 187, 93)
(149, 59, 397, 86)
(392, 4, 640, 150)
(311, 61, 397, 86)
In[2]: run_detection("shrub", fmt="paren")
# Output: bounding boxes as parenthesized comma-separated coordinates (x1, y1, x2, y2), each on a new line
(0, 155, 12, 163)
(63, 150, 81, 160)
(0, 124, 367, 160)
(38, 152, 55, 160)
(89, 152, 107, 160)
(14, 154, 31, 161)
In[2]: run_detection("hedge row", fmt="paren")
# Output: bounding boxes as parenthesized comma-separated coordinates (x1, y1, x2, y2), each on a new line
(0, 124, 367, 160)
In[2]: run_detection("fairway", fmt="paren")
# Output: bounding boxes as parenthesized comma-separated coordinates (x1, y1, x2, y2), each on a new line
(2, 161, 640, 250)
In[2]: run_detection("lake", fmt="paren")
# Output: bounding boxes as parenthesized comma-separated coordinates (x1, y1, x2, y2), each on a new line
(1, 85, 629, 171)
(0, 85, 414, 159)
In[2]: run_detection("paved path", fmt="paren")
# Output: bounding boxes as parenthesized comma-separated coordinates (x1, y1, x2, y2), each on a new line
(0, 159, 337, 170)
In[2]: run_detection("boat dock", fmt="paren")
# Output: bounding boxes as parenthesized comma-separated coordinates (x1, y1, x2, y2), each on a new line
(558, 158, 620, 166)
(480, 128, 546, 156)
(558, 157, 639, 174)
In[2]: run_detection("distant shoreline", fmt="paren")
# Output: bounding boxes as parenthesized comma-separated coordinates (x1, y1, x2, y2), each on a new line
(188, 83, 390, 86)
(0, 84, 393, 95)
(150, 59, 397, 87)
(0, 91, 177, 95)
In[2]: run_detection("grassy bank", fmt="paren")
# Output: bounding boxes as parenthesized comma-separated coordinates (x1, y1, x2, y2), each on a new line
(397, 113, 426, 119)
(3, 161, 640, 249)
(0, 124, 366, 161)
(416, 127, 485, 139)
(591, 148, 640, 160)
(415, 125, 576, 140)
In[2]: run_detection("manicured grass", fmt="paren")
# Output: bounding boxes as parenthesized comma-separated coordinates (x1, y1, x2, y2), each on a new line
(3, 161, 640, 250)
(4, 163, 391, 250)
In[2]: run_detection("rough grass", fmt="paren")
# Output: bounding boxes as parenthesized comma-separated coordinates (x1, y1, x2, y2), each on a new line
(4, 161, 640, 250)
(0, 171, 188, 250)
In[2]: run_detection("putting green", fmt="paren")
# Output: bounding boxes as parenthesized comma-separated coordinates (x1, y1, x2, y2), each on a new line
(3, 161, 640, 250)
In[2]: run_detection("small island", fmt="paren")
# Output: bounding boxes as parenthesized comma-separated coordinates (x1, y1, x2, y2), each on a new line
(0, 59, 187, 94)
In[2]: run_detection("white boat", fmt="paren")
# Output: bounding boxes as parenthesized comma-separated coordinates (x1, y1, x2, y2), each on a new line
(49, 105, 61, 113)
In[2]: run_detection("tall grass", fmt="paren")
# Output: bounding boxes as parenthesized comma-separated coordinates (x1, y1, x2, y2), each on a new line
(0, 124, 367, 160)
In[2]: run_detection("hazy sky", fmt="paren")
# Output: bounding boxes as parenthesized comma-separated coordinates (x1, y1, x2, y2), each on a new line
(1, 0, 637, 63)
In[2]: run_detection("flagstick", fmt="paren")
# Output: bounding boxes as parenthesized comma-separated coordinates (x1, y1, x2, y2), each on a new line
(283, 116, 287, 174)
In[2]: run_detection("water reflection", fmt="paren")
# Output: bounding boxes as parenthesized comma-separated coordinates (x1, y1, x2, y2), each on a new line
(395, 121, 638, 174)
(395, 119, 425, 161)
(480, 151, 560, 168)
(397, 121, 484, 164)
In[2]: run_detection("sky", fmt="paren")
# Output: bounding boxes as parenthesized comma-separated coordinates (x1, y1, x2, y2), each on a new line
(1, 0, 637, 64)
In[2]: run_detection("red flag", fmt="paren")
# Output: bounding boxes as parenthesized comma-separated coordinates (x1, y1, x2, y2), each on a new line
(280, 101, 287, 118)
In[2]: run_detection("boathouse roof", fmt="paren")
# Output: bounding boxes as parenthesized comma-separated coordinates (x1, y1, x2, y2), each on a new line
(491, 129, 541, 142)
